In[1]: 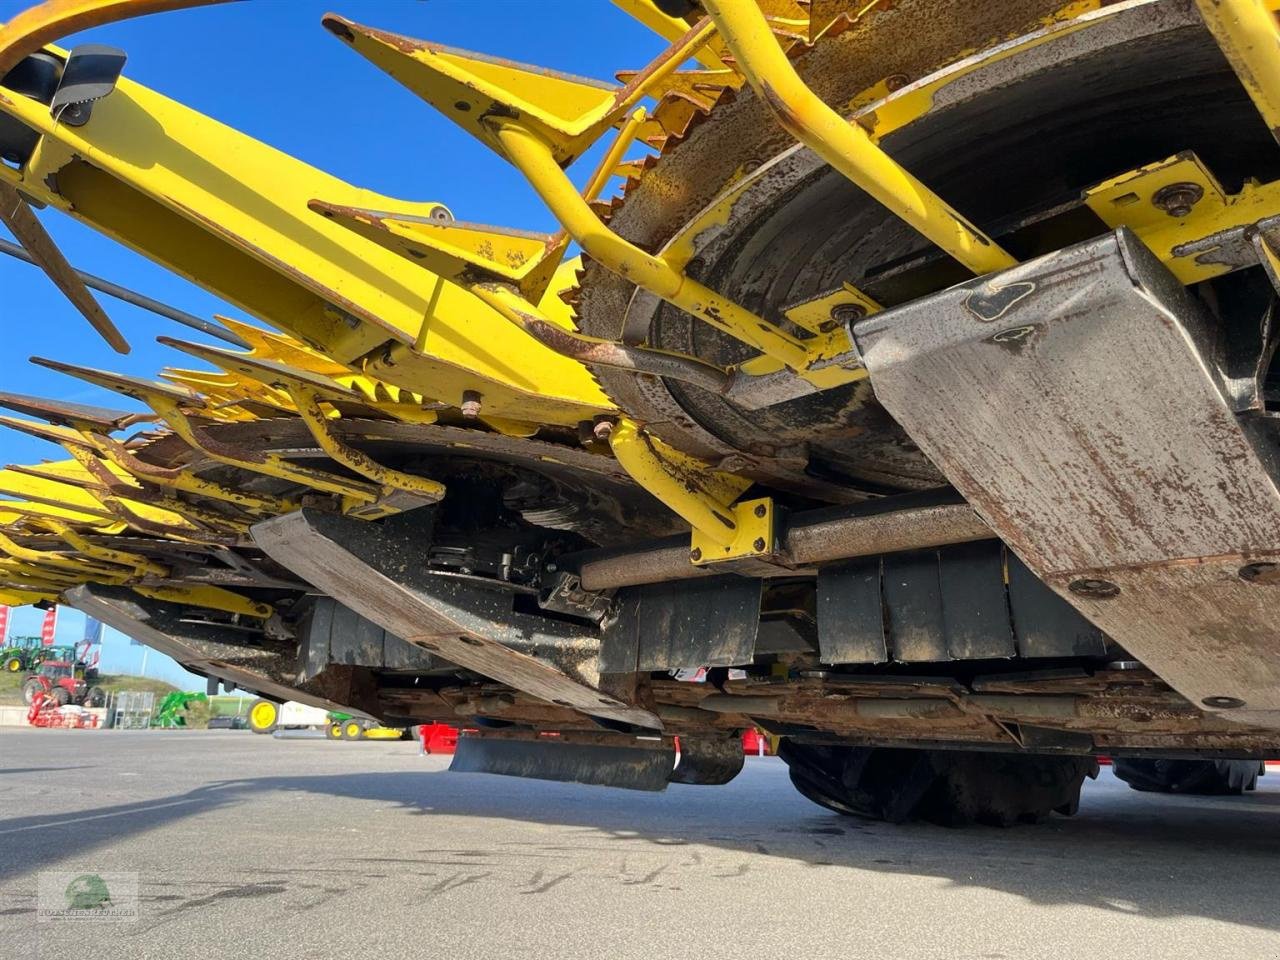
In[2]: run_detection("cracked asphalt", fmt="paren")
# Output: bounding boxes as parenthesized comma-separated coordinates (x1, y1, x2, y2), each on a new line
(2, 729, 1279, 959)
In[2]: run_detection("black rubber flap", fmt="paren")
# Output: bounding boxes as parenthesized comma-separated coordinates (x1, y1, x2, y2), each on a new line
(450, 735, 675, 792)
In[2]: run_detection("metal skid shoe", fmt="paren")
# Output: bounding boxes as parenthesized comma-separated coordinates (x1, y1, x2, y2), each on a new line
(251, 509, 659, 730)
(856, 228, 1280, 728)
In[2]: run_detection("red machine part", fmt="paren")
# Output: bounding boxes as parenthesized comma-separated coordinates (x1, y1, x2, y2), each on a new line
(26, 690, 100, 729)
(419, 723, 460, 754)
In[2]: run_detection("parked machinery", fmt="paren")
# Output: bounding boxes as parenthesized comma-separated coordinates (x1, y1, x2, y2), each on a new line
(21, 660, 105, 709)
(2, 0, 1280, 822)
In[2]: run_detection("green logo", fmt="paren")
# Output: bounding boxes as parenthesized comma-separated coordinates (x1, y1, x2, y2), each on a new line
(64, 874, 111, 911)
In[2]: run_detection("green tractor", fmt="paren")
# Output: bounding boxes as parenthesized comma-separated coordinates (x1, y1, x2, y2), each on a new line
(2, 635, 50, 674)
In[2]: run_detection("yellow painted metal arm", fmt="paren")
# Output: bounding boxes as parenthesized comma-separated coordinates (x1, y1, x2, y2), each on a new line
(0, 41, 610, 424)
(1196, 0, 1280, 141)
(284, 383, 446, 505)
(492, 120, 814, 371)
(39, 518, 169, 577)
(132, 583, 271, 619)
(606, 416, 773, 561)
(701, 0, 1016, 276)
(0, 527, 121, 577)
(608, 0, 728, 68)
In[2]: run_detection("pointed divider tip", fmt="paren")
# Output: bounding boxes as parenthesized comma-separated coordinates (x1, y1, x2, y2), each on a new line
(156, 335, 362, 402)
(29, 356, 201, 406)
(321, 13, 625, 165)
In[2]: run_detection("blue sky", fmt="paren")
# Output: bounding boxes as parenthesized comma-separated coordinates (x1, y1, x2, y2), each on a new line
(0, 1, 665, 680)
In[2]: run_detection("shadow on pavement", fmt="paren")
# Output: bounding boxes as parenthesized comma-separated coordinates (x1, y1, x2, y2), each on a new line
(1, 756, 1278, 932)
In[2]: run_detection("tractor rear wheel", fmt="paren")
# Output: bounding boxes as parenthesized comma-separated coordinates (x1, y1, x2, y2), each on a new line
(4, 656, 21, 672)
(1112, 758, 1263, 796)
(21, 678, 44, 705)
(247, 699, 279, 735)
(778, 741, 1097, 827)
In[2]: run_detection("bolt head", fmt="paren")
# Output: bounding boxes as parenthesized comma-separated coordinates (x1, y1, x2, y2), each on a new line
(753, 503, 767, 518)
(752, 537, 767, 552)
(592, 419, 615, 441)
(829, 303, 867, 328)
(1152, 181, 1204, 218)
(1239, 561, 1280, 584)
(689, 547, 702, 562)
(460, 390, 482, 418)
(1202, 695, 1246, 710)
(1068, 577, 1120, 599)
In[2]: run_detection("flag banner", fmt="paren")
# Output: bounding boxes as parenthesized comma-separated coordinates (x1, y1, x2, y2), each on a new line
(0, 605, 8, 646)
(40, 606, 58, 645)
(82, 616, 104, 646)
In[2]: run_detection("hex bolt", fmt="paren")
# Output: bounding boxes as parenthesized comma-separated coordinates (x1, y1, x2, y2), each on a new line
(1151, 181, 1204, 218)
(1068, 577, 1120, 599)
(1238, 561, 1280, 584)
(689, 547, 702, 562)
(822, 302, 867, 333)
(753, 503, 767, 518)
(460, 390, 483, 418)
(752, 537, 767, 552)
(1202, 695, 1246, 709)
(592, 416, 616, 441)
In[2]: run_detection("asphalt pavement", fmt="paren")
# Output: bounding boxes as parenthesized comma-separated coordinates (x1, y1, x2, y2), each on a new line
(1, 729, 1278, 959)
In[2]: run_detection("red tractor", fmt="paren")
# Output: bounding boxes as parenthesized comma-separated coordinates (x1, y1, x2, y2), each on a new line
(22, 660, 106, 709)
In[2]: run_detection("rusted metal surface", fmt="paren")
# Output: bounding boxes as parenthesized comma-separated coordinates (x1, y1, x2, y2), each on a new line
(251, 509, 661, 729)
(471, 281, 733, 394)
(857, 228, 1280, 724)
(572, 493, 994, 591)
(0, 181, 129, 352)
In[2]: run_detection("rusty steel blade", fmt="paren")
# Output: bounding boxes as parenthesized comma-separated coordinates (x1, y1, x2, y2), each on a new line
(0, 181, 129, 353)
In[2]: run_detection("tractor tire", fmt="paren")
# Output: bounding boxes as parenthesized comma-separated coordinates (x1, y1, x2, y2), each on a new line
(1112, 758, 1263, 796)
(4, 656, 21, 672)
(341, 720, 365, 741)
(778, 741, 1098, 827)
(83, 686, 106, 709)
(21, 678, 44, 705)
(324, 722, 343, 741)
(47, 687, 70, 707)
(247, 699, 279, 735)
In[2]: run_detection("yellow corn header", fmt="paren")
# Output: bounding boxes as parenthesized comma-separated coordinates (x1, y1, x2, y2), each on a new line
(3, 0, 1280, 816)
